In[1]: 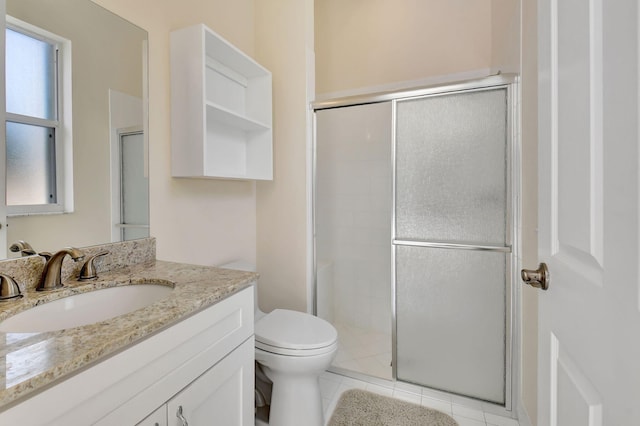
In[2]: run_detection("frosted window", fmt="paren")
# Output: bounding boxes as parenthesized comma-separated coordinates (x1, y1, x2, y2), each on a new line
(6, 28, 56, 120)
(395, 89, 508, 245)
(395, 245, 506, 404)
(6, 122, 56, 205)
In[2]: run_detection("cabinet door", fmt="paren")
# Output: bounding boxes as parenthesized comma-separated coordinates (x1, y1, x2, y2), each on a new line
(167, 338, 254, 426)
(136, 405, 167, 426)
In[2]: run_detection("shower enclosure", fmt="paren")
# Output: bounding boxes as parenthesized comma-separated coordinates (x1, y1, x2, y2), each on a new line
(313, 75, 517, 407)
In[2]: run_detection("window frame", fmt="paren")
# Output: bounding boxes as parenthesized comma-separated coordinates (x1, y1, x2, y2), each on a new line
(5, 16, 73, 216)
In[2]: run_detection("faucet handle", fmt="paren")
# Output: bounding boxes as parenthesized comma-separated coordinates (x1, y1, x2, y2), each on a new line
(9, 240, 36, 257)
(79, 250, 109, 281)
(0, 274, 22, 301)
(38, 252, 53, 261)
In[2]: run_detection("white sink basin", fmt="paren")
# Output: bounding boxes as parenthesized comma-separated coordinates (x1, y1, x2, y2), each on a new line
(0, 284, 174, 333)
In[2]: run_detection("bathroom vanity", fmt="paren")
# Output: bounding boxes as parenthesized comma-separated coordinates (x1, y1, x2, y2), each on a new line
(0, 239, 256, 425)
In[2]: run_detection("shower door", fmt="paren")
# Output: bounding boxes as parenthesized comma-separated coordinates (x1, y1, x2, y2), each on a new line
(394, 87, 512, 405)
(314, 102, 393, 380)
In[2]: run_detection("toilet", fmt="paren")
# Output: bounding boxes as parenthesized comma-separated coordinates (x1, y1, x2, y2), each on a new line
(220, 262, 338, 426)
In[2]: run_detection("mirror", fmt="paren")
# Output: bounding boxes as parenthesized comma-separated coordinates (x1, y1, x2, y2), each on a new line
(5, 0, 148, 257)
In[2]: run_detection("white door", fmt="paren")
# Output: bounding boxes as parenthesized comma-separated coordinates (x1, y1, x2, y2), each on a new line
(536, 0, 640, 424)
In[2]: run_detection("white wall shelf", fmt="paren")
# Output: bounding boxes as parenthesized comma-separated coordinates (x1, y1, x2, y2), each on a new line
(170, 23, 272, 180)
(206, 102, 270, 132)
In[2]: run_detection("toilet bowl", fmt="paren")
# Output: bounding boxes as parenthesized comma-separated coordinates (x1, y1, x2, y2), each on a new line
(255, 309, 337, 426)
(219, 261, 338, 426)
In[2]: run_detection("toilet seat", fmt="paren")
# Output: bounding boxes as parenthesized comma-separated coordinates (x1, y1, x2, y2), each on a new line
(255, 309, 337, 356)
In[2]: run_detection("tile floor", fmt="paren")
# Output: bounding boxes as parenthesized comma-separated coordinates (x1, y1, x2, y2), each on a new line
(332, 322, 392, 380)
(319, 371, 520, 426)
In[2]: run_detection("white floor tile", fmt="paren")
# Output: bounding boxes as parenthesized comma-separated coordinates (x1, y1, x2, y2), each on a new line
(421, 396, 453, 415)
(319, 377, 341, 401)
(392, 389, 422, 404)
(365, 383, 394, 396)
(322, 398, 332, 414)
(320, 371, 343, 383)
(485, 412, 520, 426)
(333, 383, 363, 402)
(393, 381, 423, 395)
(340, 377, 368, 389)
(421, 387, 454, 403)
(453, 415, 487, 426)
(324, 397, 340, 426)
(360, 374, 395, 389)
(453, 403, 486, 421)
(452, 394, 485, 410)
(481, 401, 512, 417)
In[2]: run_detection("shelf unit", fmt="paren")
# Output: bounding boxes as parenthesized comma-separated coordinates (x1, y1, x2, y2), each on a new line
(170, 23, 272, 180)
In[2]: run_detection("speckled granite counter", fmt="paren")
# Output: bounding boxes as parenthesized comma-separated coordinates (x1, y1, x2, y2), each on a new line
(0, 242, 257, 410)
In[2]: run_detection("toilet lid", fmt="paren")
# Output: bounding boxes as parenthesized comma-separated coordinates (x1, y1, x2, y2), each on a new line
(255, 309, 337, 351)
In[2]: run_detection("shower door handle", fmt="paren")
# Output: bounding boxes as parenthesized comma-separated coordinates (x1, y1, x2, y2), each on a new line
(521, 263, 550, 290)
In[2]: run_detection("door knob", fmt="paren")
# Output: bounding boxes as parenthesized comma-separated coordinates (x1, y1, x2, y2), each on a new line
(521, 262, 549, 290)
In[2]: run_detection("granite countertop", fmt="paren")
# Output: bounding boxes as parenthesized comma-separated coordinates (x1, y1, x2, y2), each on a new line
(0, 260, 258, 410)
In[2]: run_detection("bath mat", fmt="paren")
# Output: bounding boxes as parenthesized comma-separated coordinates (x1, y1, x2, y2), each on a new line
(328, 389, 458, 426)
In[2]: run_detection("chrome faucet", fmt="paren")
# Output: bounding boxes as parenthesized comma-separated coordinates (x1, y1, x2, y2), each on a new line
(37, 248, 85, 291)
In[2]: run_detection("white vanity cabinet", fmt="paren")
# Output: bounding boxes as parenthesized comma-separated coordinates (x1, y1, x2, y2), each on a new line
(170, 23, 272, 180)
(0, 286, 254, 426)
(137, 406, 167, 426)
(165, 338, 253, 425)
(137, 338, 253, 426)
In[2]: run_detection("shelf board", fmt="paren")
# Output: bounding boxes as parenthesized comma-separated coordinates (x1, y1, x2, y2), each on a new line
(201, 172, 272, 181)
(205, 102, 270, 132)
(203, 29, 270, 79)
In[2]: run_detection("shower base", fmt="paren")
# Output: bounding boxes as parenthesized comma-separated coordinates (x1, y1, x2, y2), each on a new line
(331, 322, 392, 380)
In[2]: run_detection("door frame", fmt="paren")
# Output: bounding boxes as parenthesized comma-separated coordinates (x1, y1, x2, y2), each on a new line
(112, 126, 148, 242)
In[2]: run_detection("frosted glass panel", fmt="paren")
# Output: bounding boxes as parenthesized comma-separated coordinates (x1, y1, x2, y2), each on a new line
(315, 102, 393, 379)
(6, 28, 56, 120)
(396, 89, 508, 245)
(396, 246, 506, 404)
(6, 122, 56, 205)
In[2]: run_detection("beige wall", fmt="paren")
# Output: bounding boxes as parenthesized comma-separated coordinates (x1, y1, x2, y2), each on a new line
(94, 0, 312, 313)
(7, 0, 144, 253)
(314, 0, 493, 95)
(255, 0, 314, 312)
(491, 0, 521, 74)
(93, 0, 257, 267)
